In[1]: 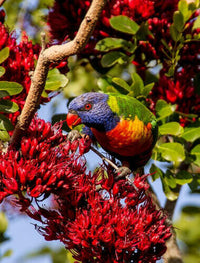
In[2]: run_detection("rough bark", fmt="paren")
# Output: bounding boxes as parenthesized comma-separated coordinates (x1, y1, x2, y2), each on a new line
(10, 0, 107, 147)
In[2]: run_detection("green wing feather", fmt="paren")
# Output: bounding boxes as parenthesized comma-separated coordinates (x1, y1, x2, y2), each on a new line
(107, 93, 158, 146)
(107, 93, 156, 125)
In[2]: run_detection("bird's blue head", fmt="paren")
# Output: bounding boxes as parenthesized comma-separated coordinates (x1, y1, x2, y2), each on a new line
(67, 92, 119, 131)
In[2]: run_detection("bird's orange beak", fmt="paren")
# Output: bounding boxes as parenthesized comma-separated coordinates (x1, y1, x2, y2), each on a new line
(66, 111, 82, 129)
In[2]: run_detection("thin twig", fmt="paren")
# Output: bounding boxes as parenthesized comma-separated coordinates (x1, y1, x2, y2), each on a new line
(91, 146, 139, 191)
(40, 32, 46, 51)
(10, 0, 107, 147)
(91, 146, 119, 170)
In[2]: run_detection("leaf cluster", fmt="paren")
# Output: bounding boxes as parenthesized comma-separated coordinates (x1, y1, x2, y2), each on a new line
(151, 102, 200, 199)
(92, 5, 200, 200)
(0, 47, 23, 141)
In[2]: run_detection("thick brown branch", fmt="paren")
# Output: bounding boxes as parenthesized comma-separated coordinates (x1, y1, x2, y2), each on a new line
(162, 163, 189, 263)
(10, 0, 107, 147)
(163, 230, 183, 263)
(163, 194, 183, 263)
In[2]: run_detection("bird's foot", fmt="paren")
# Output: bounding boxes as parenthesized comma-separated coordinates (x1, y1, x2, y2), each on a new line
(115, 166, 138, 191)
(67, 129, 82, 142)
(115, 166, 132, 179)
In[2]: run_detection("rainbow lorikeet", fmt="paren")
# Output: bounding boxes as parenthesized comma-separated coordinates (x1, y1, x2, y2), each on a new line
(66, 92, 158, 170)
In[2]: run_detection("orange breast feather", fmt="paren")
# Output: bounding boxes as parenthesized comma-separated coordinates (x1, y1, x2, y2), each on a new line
(91, 116, 153, 157)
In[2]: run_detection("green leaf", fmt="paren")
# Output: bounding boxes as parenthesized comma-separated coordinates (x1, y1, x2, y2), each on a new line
(95, 38, 136, 53)
(45, 68, 68, 91)
(0, 47, 9, 64)
(182, 206, 200, 214)
(0, 81, 23, 97)
(181, 127, 200, 142)
(188, 1, 198, 12)
(97, 77, 111, 92)
(189, 174, 200, 191)
(0, 100, 19, 113)
(161, 39, 173, 53)
(175, 170, 193, 185)
(156, 100, 176, 119)
(97, 77, 120, 94)
(0, 114, 13, 142)
(142, 82, 154, 97)
(150, 163, 163, 181)
(0, 66, 5, 77)
(0, 212, 8, 233)
(0, 130, 10, 141)
(166, 66, 175, 77)
(159, 122, 184, 136)
(158, 142, 185, 167)
(105, 86, 121, 94)
(193, 15, 200, 31)
(1, 249, 12, 258)
(110, 15, 139, 35)
(173, 11, 185, 32)
(178, 0, 189, 20)
(189, 173, 200, 191)
(136, 22, 152, 40)
(95, 38, 123, 52)
(165, 170, 177, 188)
(112, 77, 131, 92)
(101, 51, 128, 67)
(130, 72, 144, 97)
(170, 24, 182, 41)
(191, 144, 200, 167)
(161, 175, 179, 200)
(0, 114, 14, 131)
(178, 0, 196, 22)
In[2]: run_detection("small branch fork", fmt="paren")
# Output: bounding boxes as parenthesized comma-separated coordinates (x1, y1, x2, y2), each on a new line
(91, 146, 139, 190)
(10, 0, 107, 147)
(91, 146, 118, 170)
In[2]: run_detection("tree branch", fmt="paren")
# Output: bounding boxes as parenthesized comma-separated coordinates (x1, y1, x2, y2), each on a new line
(163, 230, 183, 263)
(162, 164, 188, 263)
(10, 0, 107, 147)
(163, 195, 183, 263)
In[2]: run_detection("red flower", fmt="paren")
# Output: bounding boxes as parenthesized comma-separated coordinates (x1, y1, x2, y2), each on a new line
(0, 22, 41, 126)
(150, 65, 200, 120)
(0, 117, 90, 203)
(36, 172, 171, 263)
(0, 116, 171, 262)
(47, 0, 178, 44)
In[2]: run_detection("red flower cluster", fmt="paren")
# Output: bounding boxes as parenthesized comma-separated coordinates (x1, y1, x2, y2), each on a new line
(47, 1, 200, 119)
(142, 10, 200, 118)
(0, 13, 42, 125)
(151, 69, 200, 118)
(0, 117, 171, 262)
(0, 117, 90, 202)
(48, 0, 177, 43)
(34, 171, 171, 263)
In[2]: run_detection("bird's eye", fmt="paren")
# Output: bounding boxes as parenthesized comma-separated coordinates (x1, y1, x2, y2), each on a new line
(84, 103, 92, 111)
